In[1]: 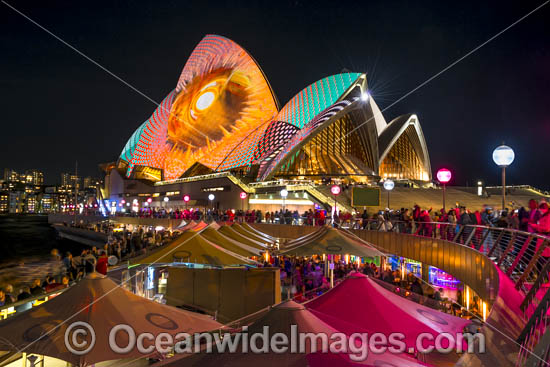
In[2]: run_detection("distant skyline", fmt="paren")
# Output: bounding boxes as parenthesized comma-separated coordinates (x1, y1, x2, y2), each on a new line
(1, 1, 549, 188)
(2, 167, 98, 186)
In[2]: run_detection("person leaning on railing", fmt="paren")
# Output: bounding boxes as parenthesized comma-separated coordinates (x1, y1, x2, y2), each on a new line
(530, 202, 550, 270)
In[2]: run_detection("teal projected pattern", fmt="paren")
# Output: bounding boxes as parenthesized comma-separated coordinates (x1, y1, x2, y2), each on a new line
(275, 73, 361, 129)
(120, 121, 147, 163)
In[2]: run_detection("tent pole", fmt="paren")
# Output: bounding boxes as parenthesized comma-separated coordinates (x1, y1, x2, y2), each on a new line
(330, 256, 334, 288)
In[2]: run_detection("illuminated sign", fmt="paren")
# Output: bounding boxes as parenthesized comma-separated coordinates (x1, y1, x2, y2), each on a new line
(201, 186, 229, 192)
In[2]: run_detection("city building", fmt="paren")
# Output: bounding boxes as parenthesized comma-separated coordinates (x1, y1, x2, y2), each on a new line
(3, 168, 19, 182)
(40, 193, 53, 213)
(25, 194, 37, 213)
(23, 169, 44, 185)
(83, 176, 93, 189)
(0, 191, 8, 213)
(0, 168, 84, 213)
(8, 191, 24, 213)
(61, 173, 80, 189)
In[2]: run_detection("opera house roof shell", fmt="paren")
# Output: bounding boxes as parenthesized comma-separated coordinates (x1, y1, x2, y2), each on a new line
(119, 35, 431, 182)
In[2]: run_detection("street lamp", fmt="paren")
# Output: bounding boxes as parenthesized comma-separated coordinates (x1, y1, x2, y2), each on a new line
(436, 168, 452, 211)
(239, 192, 247, 212)
(330, 185, 341, 223)
(208, 193, 215, 210)
(493, 145, 515, 210)
(383, 179, 394, 209)
(183, 194, 190, 210)
(280, 189, 288, 211)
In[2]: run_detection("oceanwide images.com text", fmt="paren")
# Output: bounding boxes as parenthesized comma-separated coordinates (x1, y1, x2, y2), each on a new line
(65, 322, 485, 361)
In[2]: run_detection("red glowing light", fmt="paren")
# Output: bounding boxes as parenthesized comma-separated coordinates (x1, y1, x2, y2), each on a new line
(183, 195, 190, 202)
(436, 168, 452, 184)
(330, 185, 341, 196)
(240, 192, 247, 199)
(147, 198, 153, 203)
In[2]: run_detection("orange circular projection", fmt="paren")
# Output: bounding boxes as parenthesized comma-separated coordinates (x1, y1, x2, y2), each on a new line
(162, 36, 278, 179)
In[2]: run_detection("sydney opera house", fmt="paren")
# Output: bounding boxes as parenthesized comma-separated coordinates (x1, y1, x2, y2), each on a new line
(104, 35, 432, 209)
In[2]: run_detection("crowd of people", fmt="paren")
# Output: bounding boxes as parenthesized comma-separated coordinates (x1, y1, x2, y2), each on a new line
(108, 197, 550, 239)
(369, 199, 550, 235)
(5, 196, 548, 315)
(269, 255, 466, 316)
(0, 249, 80, 307)
(0, 223, 183, 309)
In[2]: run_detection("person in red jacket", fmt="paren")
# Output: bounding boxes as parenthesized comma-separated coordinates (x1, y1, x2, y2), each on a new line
(96, 251, 109, 275)
(533, 203, 550, 257)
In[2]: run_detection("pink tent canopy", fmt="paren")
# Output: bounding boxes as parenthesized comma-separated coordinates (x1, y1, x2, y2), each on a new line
(306, 273, 471, 354)
(154, 300, 426, 367)
(176, 220, 198, 231)
(190, 221, 209, 232)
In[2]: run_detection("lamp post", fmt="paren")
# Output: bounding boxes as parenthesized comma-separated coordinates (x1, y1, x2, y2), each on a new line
(383, 179, 394, 209)
(280, 189, 288, 211)
(208, 193, 215, 211)
(163, 196, 169, 209)
(492, 145, 515, 210)
(146, 197, 152, 213)
(239, 192, 247, 212)
(330, 185, 341, 224)
(183, 194, 190, 211)
(436, 168, 452, 211)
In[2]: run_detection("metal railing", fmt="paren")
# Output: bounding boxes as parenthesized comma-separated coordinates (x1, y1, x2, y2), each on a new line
(353, 219, 550, 366)
(256, 219, 550, 365)
(352, 220, 549, 294)
(0, 287, 69, 320)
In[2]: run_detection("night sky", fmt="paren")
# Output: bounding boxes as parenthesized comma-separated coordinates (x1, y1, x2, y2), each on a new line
(1, 1, 549, 188)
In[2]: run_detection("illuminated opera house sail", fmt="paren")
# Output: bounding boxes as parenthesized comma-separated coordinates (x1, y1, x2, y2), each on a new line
(118, 35, 431, 183)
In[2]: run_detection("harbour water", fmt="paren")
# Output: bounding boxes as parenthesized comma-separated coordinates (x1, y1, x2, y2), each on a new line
(0, 214, 86, 269)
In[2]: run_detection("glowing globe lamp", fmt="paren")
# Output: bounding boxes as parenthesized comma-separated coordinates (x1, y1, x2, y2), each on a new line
(183, 195, 190, 202)
(208, 194, 215, 201)
(492, 145, 515, 167)
(493, 144, 515, 210)
(383, 179, 395, 191)
(240, 192, 247, 199)
(330, 185, 341, 196)
(436, 168, 452, 184)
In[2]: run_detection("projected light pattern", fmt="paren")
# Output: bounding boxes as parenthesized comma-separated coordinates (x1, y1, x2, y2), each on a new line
(120, 35, 278, 179)
(258, 99, 355, 181)
(117, 36, 430, 183)
(254, 121, 299, 162)
(120, 121, 146, 163)
(211, 74, 360, 172)
(213, 121, 271, 171)
(121, 90, 177, 175)
(202, 119, 299, 172)
(275, 73, 361, 129)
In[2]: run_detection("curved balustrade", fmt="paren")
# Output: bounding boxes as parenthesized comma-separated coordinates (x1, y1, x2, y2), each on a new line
(253, 222, 550, 366)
